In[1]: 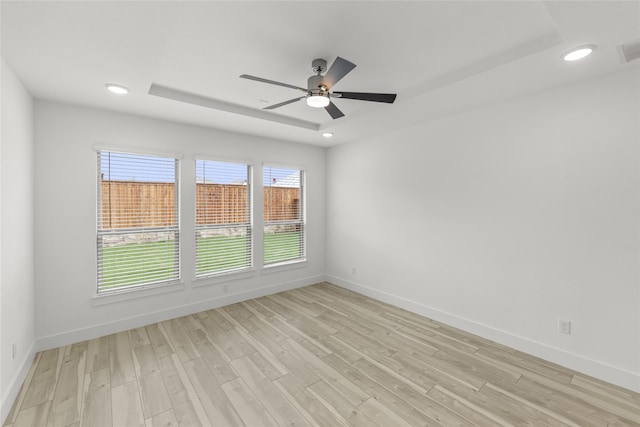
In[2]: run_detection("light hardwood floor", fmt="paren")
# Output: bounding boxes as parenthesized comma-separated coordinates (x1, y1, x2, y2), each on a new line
(4, 282, 640, 426)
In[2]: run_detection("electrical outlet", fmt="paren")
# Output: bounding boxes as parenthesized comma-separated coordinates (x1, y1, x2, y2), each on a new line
(12, 342, 17, 359)
(558, 319, 572, 335)
(223, 284, 229, 294)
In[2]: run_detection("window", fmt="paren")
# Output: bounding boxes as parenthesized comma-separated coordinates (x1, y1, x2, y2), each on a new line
(263, 165, 305, 266)
(97, 151, 180, 293)
(195, 159, 252, 277)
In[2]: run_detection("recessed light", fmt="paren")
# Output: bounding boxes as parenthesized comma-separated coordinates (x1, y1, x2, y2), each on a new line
(105, 83, 129, 95)
(562, 45, 595, 61)
(322, 132, 334, 138)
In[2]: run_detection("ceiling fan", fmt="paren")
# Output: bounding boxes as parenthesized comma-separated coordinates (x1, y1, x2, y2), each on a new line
(240, 57, 397, 119)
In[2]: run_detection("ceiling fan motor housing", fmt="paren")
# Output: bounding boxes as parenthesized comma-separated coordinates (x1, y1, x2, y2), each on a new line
(307, 74, 328, 95)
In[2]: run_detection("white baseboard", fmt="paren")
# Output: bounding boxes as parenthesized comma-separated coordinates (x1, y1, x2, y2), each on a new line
(37, 275, 326, 352)
(327, 274, 640, 393)
(1, 341, 36, 425)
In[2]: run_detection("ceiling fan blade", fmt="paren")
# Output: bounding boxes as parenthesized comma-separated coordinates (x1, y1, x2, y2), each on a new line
(264, 96, 305, 110)
(324, 101, 345, 119)
(240, 74, 308, 93)
(321, 57, 356, 89)
(332, 91, 397, 103)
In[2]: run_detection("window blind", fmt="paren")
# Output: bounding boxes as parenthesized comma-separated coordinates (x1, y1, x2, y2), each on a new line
(263, 165, 305, 266)
(97, 151, 180, 293)
(195, 159, 252, 277)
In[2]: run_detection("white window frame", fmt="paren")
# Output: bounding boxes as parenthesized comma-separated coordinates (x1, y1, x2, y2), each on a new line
(194, 158, 254, 279)
(96, 148, 182, 295)
(263, 164, 306, 268)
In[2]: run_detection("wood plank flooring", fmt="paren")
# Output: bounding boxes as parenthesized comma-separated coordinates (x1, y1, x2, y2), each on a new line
(4, 282, 640, 426)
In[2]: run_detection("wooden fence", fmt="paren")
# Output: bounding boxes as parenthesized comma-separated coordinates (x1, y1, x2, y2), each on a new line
(196, 183, 249, 225)
(100, 181, 300, 229)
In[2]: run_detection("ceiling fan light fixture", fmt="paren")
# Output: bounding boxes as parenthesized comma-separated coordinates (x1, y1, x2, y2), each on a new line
(306, 94, 330, 108)
(562, 45, 595, 61)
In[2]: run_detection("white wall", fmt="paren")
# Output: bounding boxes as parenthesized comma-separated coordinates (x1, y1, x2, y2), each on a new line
(33, 101, 326, 348)
(1, 58, 35, 419)
(326, 67, 640, 392)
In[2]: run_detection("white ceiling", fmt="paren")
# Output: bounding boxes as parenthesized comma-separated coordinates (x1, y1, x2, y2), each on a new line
(2, 1, 639, 147)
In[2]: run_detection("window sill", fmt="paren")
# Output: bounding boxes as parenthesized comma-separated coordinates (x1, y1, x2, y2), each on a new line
(192, 268, 256, 288)
(92, 281, 185, 306)
(261, 259, 308, 275)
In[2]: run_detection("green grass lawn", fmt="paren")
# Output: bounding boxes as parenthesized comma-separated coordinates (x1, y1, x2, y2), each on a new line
(264, 231, 303, 265)
(100, 240, 177, 289)
(100, 231, 303, 289)
(196, 234, 249, 275)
